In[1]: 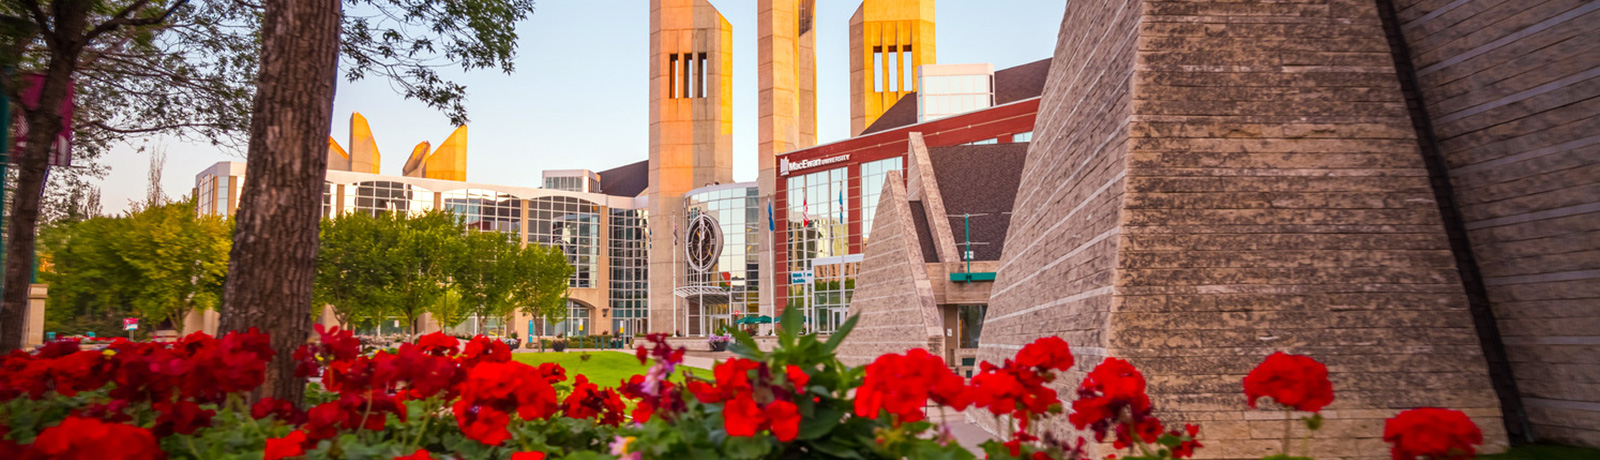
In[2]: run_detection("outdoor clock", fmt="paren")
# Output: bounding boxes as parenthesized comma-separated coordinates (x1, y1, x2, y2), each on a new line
(685, 213, 722, 273)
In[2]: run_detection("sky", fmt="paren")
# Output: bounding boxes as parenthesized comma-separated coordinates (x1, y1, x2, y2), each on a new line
(96, 0, 1068, 213)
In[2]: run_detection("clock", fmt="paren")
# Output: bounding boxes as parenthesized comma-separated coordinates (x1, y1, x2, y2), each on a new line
(685, 213, 722, 272)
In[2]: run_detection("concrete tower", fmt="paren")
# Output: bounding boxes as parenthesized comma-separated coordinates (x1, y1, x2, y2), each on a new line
(648, 0, 734, 334)
(757, 0, 818, 321)
(848, 0, 935, 136)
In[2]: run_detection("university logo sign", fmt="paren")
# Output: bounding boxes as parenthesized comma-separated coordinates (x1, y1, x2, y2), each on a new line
(685, 213, 722, 273)
(778, 154, 850, 177)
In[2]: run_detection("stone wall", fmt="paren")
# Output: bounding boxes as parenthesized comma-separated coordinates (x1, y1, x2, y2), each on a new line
(981, 1, 1512, 458)
(836, 173, 943, 366)
(1390, 0, 1600, 447)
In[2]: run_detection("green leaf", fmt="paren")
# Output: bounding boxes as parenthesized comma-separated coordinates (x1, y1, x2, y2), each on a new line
(722, 435, 772, 460)
(778, 306, 802, 347)
(797, 407, 844, 440)
(1303, 413, 1324, 431)
(822, 314, 860, 354)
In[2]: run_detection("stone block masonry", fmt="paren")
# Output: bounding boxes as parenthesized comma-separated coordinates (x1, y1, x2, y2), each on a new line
(1390, 0, 1600, 448)
(979, 0, 1512, 458)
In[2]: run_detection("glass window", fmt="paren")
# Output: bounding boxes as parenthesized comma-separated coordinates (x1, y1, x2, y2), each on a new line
(785, 168, 853, 334)
(958, 305, 987, 349)
(527, 196, 600, 288)
(609, 208, 649, 336)
(680, 186, 762, 337)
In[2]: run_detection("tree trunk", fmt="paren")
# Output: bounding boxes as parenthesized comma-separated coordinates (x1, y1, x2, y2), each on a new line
(217, 0, 341, 405)
(1, 53, 83, 353)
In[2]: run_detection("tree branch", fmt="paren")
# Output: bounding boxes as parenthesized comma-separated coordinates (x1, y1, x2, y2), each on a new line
(85, 0, 189, 42)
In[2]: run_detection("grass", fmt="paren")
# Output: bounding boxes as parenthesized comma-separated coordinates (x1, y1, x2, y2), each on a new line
(511, 350, 705, 388)
(1478, 443, 1600, 460)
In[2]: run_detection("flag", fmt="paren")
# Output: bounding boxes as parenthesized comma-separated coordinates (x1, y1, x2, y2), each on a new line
(802, 196, 810, 227)
(673, 222, 679, 246)
(838, 190, 845, 224)
(767, 199, 775, 232)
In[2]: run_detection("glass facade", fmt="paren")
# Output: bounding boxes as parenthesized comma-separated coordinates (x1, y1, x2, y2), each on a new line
(859, 157, 905, 243)
(527, 196, 602, 288)
(441, 189, 522, 234)
(918, 73, 994, 122)
(544, 176, 583, 192)
(681, 185, 761, 337)
(349, 181, 438, 217)
(784, 167, 854, 334)
(609, 208, 649, 336)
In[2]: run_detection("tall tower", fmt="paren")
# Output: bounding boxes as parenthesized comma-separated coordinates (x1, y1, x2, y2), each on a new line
(757, 0, 818, 320)
(648, 0, 733, 334)
(326, 112, 382, 174)
(848, 0, 935, 136)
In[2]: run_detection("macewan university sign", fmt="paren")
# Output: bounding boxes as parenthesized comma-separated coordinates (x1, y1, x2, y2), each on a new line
(778, 154, 850, 176)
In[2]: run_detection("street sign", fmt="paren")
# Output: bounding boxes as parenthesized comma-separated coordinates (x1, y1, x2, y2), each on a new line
(122, 318, 138, 331)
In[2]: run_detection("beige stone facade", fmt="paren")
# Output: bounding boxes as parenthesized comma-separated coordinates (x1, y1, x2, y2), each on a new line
(974, 0, 1512, 458)
(1389, 0, 1600, 447)
(849, 0, 936, 136)
(647, 0, 734, 336)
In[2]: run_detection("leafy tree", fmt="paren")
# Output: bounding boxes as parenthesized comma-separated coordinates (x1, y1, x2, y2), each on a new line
(453, 229, 571, 336)
(221, 0, 537, 404)
(0, 0, 256, 352)
(39, 197, 231, 334)
(316, 210, 464, 335)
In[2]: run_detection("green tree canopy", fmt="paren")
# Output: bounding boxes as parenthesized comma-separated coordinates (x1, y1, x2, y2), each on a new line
(316, 210, 572, 336)
(40, 198, 232, 333)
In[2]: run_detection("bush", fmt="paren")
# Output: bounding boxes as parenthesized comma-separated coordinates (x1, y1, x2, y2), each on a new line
(0, 311, 1488, 460)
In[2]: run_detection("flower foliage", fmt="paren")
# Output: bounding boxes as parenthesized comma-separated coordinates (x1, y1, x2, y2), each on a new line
(0, 309, 1487, 460)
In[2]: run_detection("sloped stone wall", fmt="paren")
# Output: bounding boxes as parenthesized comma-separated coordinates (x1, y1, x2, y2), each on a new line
(980, 1, 1510, 458)
(836, 173, 944, 366)
(1391, 0, 1600, 447)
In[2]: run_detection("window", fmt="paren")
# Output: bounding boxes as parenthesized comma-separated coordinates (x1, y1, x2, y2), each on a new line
(958, 305, 987, 349)
(609, 208, 649, 336)
(352, 181, 437, 218)
(669, 53, 709, 99)
(859, 157, 904, 242)
(785, 167, 852, 334)
(1012, 131, 1034, 143)
(681, 187, 761, 336)
(528, 196, 601, 288)
(872, 45, 914, 93)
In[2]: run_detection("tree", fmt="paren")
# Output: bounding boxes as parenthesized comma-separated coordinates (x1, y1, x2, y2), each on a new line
(39, 197, 230, 334)
(221, 0, 537, 404)
(315, 210, 463, 335)
(0, 0, 257, 352)
(454, 229, 570, 335)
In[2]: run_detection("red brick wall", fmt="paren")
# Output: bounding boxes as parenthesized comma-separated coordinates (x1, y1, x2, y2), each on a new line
(1393, 0, 1600, 447)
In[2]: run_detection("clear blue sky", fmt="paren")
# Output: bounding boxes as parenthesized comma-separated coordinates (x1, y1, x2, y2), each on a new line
(99, 0, 1067, 212)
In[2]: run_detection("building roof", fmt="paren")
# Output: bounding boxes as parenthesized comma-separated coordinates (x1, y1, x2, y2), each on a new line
(596, 160, 649, 197)
(861, 57, 1053, 135)
(926, 142, 1030, 261)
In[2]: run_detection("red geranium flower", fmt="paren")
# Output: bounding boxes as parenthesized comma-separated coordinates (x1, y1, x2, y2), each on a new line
(394, 449, 434, 460)
(857, 349, 968, 424)
(252, 397, 305, 424)
(764, 399, 801, 442)
(416, 333, 460, 356)
(724, 393, 765, 437)
(154, 400, 215, 436)
(29, 416, 164, 460)
(1243, 352, 1334, 413)
(785, 364, 810, 391)
(1015, 336, 1074, 372)
(265, 430, 308, 460)
(1383, 408, 1482, 460)
(456, 405, 513, 446)
(1068, 358, 1154, 445)
(459, 335, 512, 368)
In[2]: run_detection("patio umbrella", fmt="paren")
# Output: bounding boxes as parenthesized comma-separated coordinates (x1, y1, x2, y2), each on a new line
(750, 316, 774, 324)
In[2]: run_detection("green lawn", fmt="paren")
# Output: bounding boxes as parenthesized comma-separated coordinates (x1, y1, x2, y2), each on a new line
(511, 351, 705, 388)
(1479, 444, 1600, 460)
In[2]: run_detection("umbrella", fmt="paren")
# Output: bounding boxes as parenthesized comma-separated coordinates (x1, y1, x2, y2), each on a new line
(749, 315, 774, 324)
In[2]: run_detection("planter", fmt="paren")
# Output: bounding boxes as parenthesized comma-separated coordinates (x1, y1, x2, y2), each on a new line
(552, 342, 567, 352)
(709, 341, 729, 352)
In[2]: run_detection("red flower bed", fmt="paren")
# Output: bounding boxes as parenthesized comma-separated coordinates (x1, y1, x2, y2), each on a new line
(0, 314, 1487, 460)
